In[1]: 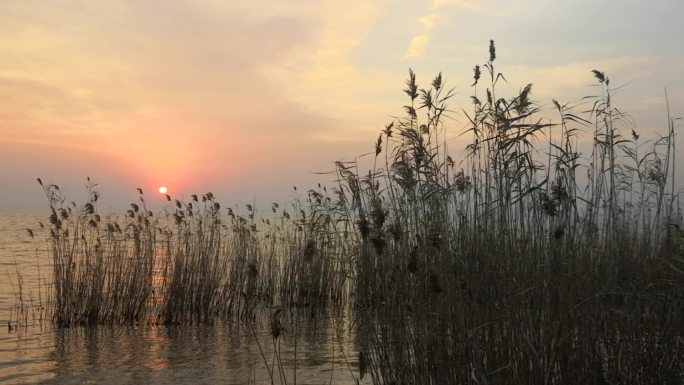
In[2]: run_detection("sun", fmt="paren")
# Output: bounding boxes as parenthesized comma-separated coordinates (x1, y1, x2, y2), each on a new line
(158, 186, 168, 194)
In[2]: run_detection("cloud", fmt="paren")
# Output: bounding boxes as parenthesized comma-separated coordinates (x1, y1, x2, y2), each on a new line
(257, 0, 398, 135)
(401, 12, 441, 60)
(0, 1, 345, 206)
(403, 0, 503, 61)
(404, 35, 430, 59)
(3, 0, 680, 210)
(418, 13, 441, 30)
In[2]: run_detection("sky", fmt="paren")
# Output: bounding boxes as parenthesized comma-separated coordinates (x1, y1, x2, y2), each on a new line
(0, 0, 682, 212)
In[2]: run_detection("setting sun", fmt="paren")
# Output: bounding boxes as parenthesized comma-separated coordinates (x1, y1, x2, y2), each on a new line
(158, 186, 167, 194)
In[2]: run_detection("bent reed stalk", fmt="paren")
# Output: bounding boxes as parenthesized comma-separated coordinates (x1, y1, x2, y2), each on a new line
(31, 41, 682, 384)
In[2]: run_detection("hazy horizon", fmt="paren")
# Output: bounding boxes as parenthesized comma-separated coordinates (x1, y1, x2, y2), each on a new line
(1, 0, 683, 212)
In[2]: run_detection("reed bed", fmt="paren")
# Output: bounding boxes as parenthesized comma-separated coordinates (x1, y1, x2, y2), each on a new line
(37, 181, 353, 327)
(349, 41, 683, 384)
(32, 41, 682, 383)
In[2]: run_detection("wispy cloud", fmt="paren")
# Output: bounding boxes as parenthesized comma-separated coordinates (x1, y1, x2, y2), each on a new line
(403, 0, 500, 60)
(0, 0, 681, 210)
(258, 0, 397, 134)
(0, 1, 335, 200)
(405, 35, 431, 59)
(418, 12, 441, 30)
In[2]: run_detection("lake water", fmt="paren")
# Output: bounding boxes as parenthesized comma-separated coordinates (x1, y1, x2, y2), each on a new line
(0, 213, 364, 385)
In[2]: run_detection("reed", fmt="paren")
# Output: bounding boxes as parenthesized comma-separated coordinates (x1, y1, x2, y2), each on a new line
(348, 41, 683, 384)
(32, 40, 683, 384)
(37, 180, 353, 326)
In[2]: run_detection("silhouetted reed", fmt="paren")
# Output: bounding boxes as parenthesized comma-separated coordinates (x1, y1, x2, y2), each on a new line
(38, 180, 352, 327)
(348, 41, 683, 385)
(33, 40, 682, 384)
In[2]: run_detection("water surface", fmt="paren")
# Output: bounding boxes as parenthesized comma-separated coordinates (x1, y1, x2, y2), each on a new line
(0, 213, 364, 385)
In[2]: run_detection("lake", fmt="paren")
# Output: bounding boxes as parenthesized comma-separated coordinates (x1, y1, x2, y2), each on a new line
(0, 213, 365, 385)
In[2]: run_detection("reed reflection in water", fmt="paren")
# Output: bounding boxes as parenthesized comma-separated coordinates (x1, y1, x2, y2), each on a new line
(2, 311, 363, 385)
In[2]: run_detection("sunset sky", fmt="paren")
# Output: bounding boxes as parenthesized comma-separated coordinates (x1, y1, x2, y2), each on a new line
(1, 0, 682, 212)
